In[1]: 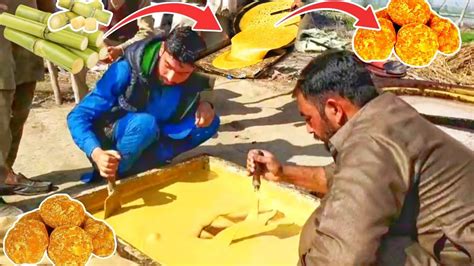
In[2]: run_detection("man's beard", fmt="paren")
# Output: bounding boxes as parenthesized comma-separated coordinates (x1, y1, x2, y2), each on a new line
(313, 113, 337, 152)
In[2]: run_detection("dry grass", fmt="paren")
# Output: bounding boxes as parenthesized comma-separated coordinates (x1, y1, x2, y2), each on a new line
(407, 44, 474, 86)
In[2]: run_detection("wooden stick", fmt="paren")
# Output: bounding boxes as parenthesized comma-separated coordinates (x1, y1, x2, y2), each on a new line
(46, 61, 62, 105)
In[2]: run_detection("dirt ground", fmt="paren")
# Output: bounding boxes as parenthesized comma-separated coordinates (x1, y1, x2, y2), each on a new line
(4, 73, 474, 211)
(0, 71, 473, 265)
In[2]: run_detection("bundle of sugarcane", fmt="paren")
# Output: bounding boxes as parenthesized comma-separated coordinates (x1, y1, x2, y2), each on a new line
(57, 0, 112, 26)
(0, 12, 88, 50)
(13, 4, 108, 69)
(4, 28, 84, 73)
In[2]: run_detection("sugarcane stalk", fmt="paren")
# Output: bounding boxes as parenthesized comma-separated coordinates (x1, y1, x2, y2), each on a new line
(15, 4, 50, 24)
(86, 30, 104, 47)
(84, 17, 97, 32)
(57, 0, 112, 25)
(64, 28, 104, 47)
(91, 45, 108, 60)
(4, 28, 84, 74)
(67, 47, 99, 68)
(0, 13, 88, 50)
(382, 87, 474, 104)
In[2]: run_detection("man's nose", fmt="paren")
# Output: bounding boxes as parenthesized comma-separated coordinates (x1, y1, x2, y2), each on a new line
(166, 70, 176, 83)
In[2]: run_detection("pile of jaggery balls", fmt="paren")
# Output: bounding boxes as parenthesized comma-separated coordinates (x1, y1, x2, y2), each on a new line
(353, 0, 461, 67)
(4, 194, 116, 265)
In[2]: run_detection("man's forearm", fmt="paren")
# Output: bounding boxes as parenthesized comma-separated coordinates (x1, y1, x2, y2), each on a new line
(279, 165, 328, 195)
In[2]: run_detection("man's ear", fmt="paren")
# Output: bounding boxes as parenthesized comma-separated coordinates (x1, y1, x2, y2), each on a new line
(324, 98, 344, 125)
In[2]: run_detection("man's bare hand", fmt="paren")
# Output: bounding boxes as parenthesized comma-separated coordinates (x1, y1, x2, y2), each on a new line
(195, 101, 215, 128)
(247, 149, 283, 182)
(0, 4, 8, 12)
(101, 46, 124, 64)
(91, 148, 121, 181)
(291, 0, 304, 10)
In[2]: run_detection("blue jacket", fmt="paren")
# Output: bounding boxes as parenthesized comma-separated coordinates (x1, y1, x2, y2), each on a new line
(67, 59, 207, 157)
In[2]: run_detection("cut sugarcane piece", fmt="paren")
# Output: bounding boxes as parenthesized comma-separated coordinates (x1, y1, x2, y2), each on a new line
(57, 0, 112, 25)
(70, 15, 85, 30)
(68, 47, 99, 68)
(0, 13, 88, 50)
(15, 4, 50, 24)
(84, 17, 97, 32)
(4, 28, 84, 74)
(91, 45, 108, 60)
(88, 0, 103, 9)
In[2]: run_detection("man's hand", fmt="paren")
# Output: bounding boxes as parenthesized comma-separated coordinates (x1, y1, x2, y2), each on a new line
(291, 0, 304, 10)
(195, 101, 215, 128)
(91, 148, 121, 181)
(102, 46, 124, 64)
(247, 149, 283, 182)
(0, 4, 8, 12)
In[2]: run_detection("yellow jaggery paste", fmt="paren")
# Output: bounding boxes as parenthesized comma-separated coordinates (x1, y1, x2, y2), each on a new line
(353, 18, 397, 62)
(387, 0, 431, 26)
(4, 220, 49, 264)
(212, 1, 300, 70)
(395, 23, 439, 66)
(93, 166, 317, 265)
(429, 14, 461, 55)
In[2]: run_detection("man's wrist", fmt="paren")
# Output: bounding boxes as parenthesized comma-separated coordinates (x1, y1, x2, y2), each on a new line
(91, 147, 103, 162)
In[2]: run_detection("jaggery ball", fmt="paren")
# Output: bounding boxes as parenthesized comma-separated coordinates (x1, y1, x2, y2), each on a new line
(18, 210, 44, 224)
(353, 18, 396, 61)
(4, 220, 49, 264)
(83, 216, 116, 257)
(39, 195, 86, 228)
(388, 0, 431, 26)
(429, 14, 460, 55)
(376, 8, 391, 20)
(48, 226, 93, 266)
(395, 23, 439, 66)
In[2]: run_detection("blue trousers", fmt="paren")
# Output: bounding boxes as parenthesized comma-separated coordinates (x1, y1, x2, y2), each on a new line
(111, 113, 220, 177)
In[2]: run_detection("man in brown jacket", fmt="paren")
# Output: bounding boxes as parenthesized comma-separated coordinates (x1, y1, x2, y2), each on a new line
(247, 50, 474, 265)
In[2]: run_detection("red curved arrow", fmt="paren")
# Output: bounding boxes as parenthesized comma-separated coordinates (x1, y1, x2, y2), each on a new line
(104, 3, 222, 39)
(275, 1, 380, 30)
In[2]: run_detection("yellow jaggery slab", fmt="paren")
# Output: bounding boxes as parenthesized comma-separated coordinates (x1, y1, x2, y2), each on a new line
(429, 14, 461, 55)
(239, 1, 300, 31)
(4, 220, 49, 264)
(395, 23, 438, 67)
(212, 0, 299, 70)
(93, 165, 317, 265)
(39, 194, 86, 228)
(387, 0, 431, 26)
(213, 25, 298, 70)
(83, 216, 116, 257)
(353, 18, 396, 62)
(48, 225, 93, 265)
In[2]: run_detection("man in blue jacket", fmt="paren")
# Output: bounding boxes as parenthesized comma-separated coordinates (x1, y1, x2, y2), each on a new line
(68, 26, 220, 182)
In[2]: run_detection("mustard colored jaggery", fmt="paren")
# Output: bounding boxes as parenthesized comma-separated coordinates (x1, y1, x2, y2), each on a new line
(83, 216, 116, 257)
(48, 225, 93, 265)
(39, 194, 86, 228)
(353, 18, 397, 61)
(388, 0, 431, 26)
(4, 220, 49, 264)
(395, 23, 439, 66)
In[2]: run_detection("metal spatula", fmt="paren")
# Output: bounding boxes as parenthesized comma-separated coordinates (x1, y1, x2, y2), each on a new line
(104, 178, 121, 219)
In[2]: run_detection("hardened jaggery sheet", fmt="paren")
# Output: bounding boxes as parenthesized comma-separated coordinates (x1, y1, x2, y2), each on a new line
(196, 46, 289, 79)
